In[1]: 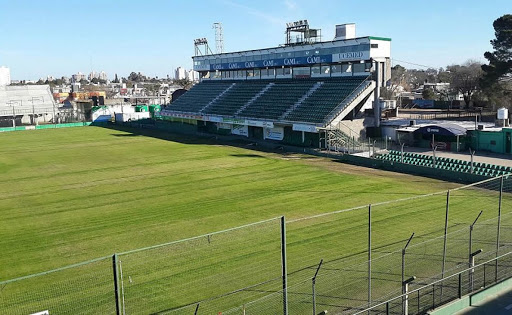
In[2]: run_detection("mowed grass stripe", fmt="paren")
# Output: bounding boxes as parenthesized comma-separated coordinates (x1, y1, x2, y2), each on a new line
(1, 126, 470, 313)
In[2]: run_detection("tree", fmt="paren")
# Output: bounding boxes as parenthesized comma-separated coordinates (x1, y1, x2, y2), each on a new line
(482, 14, 512, 85)
(422, 88, 436, 100)
(446, 60, 483, 109)
(128, 72, 146, 82)
(480, 14, 512, 109)
(174, 78, 193, 89)
(113, 73, 119, 83)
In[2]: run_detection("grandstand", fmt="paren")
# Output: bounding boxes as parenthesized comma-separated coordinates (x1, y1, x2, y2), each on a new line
(160, 22, 390, 147)
(376, 150, 512, 177)
(0, 85, 57, 126)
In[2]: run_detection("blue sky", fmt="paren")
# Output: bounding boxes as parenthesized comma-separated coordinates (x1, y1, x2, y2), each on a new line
(0, 0, 510, 80)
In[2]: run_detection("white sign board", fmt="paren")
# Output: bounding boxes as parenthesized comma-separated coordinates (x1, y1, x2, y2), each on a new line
(332, 51, 370, 62)
(231, 124, 248, 137)
(30, 311, 50, 315)
(206, 115, 223, 123)
(264, 126, 284, 141)
(218, 123, 231, 129)
(292, 124, 317, 133)
(246, 120, 274, 128)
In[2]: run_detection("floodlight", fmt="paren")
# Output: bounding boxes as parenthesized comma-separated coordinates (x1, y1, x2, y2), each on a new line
(403, 276, 416, 285)
(471, 249, 483, 257)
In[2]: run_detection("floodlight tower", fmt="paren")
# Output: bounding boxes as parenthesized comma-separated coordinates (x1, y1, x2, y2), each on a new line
(194, 38, 212, 56)
(213, 22, 224, 54)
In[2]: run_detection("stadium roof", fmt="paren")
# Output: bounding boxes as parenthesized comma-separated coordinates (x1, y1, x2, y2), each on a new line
(193, 36, 391, 59)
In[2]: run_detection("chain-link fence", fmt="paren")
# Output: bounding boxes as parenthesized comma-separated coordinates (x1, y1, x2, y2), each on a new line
(0, 106, 89, 129)
(3, 176, 512, 314)
(116, 217, 283, 314)
(0, 256, 115, 314)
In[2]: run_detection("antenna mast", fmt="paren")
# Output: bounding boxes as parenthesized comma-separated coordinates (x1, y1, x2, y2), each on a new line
(213, 22, 224, 54)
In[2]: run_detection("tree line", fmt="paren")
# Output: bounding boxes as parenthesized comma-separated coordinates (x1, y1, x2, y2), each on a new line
(388, 14, 511, 110)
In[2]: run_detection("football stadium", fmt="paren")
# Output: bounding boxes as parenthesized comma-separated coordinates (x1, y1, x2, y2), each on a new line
(3, 19, 512, 315)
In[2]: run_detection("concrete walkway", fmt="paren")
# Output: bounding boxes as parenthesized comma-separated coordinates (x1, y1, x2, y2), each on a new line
(457, 286, 512, 314)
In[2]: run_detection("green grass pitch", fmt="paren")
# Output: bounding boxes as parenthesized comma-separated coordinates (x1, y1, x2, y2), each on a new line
(1, 126, 500, 314)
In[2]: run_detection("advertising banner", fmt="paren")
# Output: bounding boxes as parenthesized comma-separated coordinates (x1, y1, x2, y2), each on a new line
(264, 126, 284, 141)
(292, 124, 317, 133)
(231, 124, 249, 137)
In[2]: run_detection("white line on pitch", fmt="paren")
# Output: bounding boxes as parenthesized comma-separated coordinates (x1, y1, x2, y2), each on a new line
(504, 303, 512, 310)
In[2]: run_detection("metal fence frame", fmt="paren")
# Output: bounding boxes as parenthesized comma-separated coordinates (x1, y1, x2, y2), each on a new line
(2, 175, 512, 314)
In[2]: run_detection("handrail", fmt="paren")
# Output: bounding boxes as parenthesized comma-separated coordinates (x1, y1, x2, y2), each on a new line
(324, 75, 372, 126)
(353, 250, 512, 314)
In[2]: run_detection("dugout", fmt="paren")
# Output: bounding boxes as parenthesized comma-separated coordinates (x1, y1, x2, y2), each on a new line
(397, 123, 468, 152)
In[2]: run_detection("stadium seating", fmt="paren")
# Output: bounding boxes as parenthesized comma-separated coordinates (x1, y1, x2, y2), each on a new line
(167, 81, 234, 113)
(284, 76, 368, 124)
(238, 79, 316, 120)
(204, 81, 270, 116)
(0, 85, 56, 115)
(376, 150, 512, 177)
(162, 76, 371, 125)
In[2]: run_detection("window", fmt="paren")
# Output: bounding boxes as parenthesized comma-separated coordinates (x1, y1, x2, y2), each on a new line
(293, 66, 310, 78)
(353, 63, 365, 73)
(311, 65, 321, 75)
(253, 69, 260, 78)
(321, 65, 331, 75)
(331, 65, 342, 73)
(371, 44, 379, 48)
(276, 67, 284, 76)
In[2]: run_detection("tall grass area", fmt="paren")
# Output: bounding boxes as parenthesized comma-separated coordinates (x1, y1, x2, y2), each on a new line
(0, 126, 467, 313)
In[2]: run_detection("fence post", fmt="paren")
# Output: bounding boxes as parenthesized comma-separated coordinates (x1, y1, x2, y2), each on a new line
(112, 254, 121, 315)
(312, 259, 323, 315)
(441, 190, 450, 298)
(281, 216, 288, 315)
(368, 204, 372, 308)
(496, 175, 504, 282)
(458, 273, 462, 298)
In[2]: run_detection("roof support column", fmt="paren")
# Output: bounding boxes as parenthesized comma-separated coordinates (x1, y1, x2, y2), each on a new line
(374, 60, 381, 127)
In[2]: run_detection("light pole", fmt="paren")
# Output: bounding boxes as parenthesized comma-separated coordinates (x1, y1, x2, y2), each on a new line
(470, 148, 476, 174)
(402, 233, 415, 314)
(432, 144, 438, 168)
(7, 100, 21, 128)
(402, 276, 416, 315)
(470, 249, 483, 291)
(31, 96, 44, 126)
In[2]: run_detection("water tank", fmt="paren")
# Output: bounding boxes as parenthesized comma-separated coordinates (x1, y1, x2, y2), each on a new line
(498, 107, 508, 120)
(334, 23, 356, 41)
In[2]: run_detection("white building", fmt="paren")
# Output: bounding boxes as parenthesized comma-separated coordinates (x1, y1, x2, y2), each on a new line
(72, 72, 85, 82)
(0, 66, 11, 86)
(175, 67, 186, 80)
(186, 70, 197, 82)
(99, 71, 107, 81)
